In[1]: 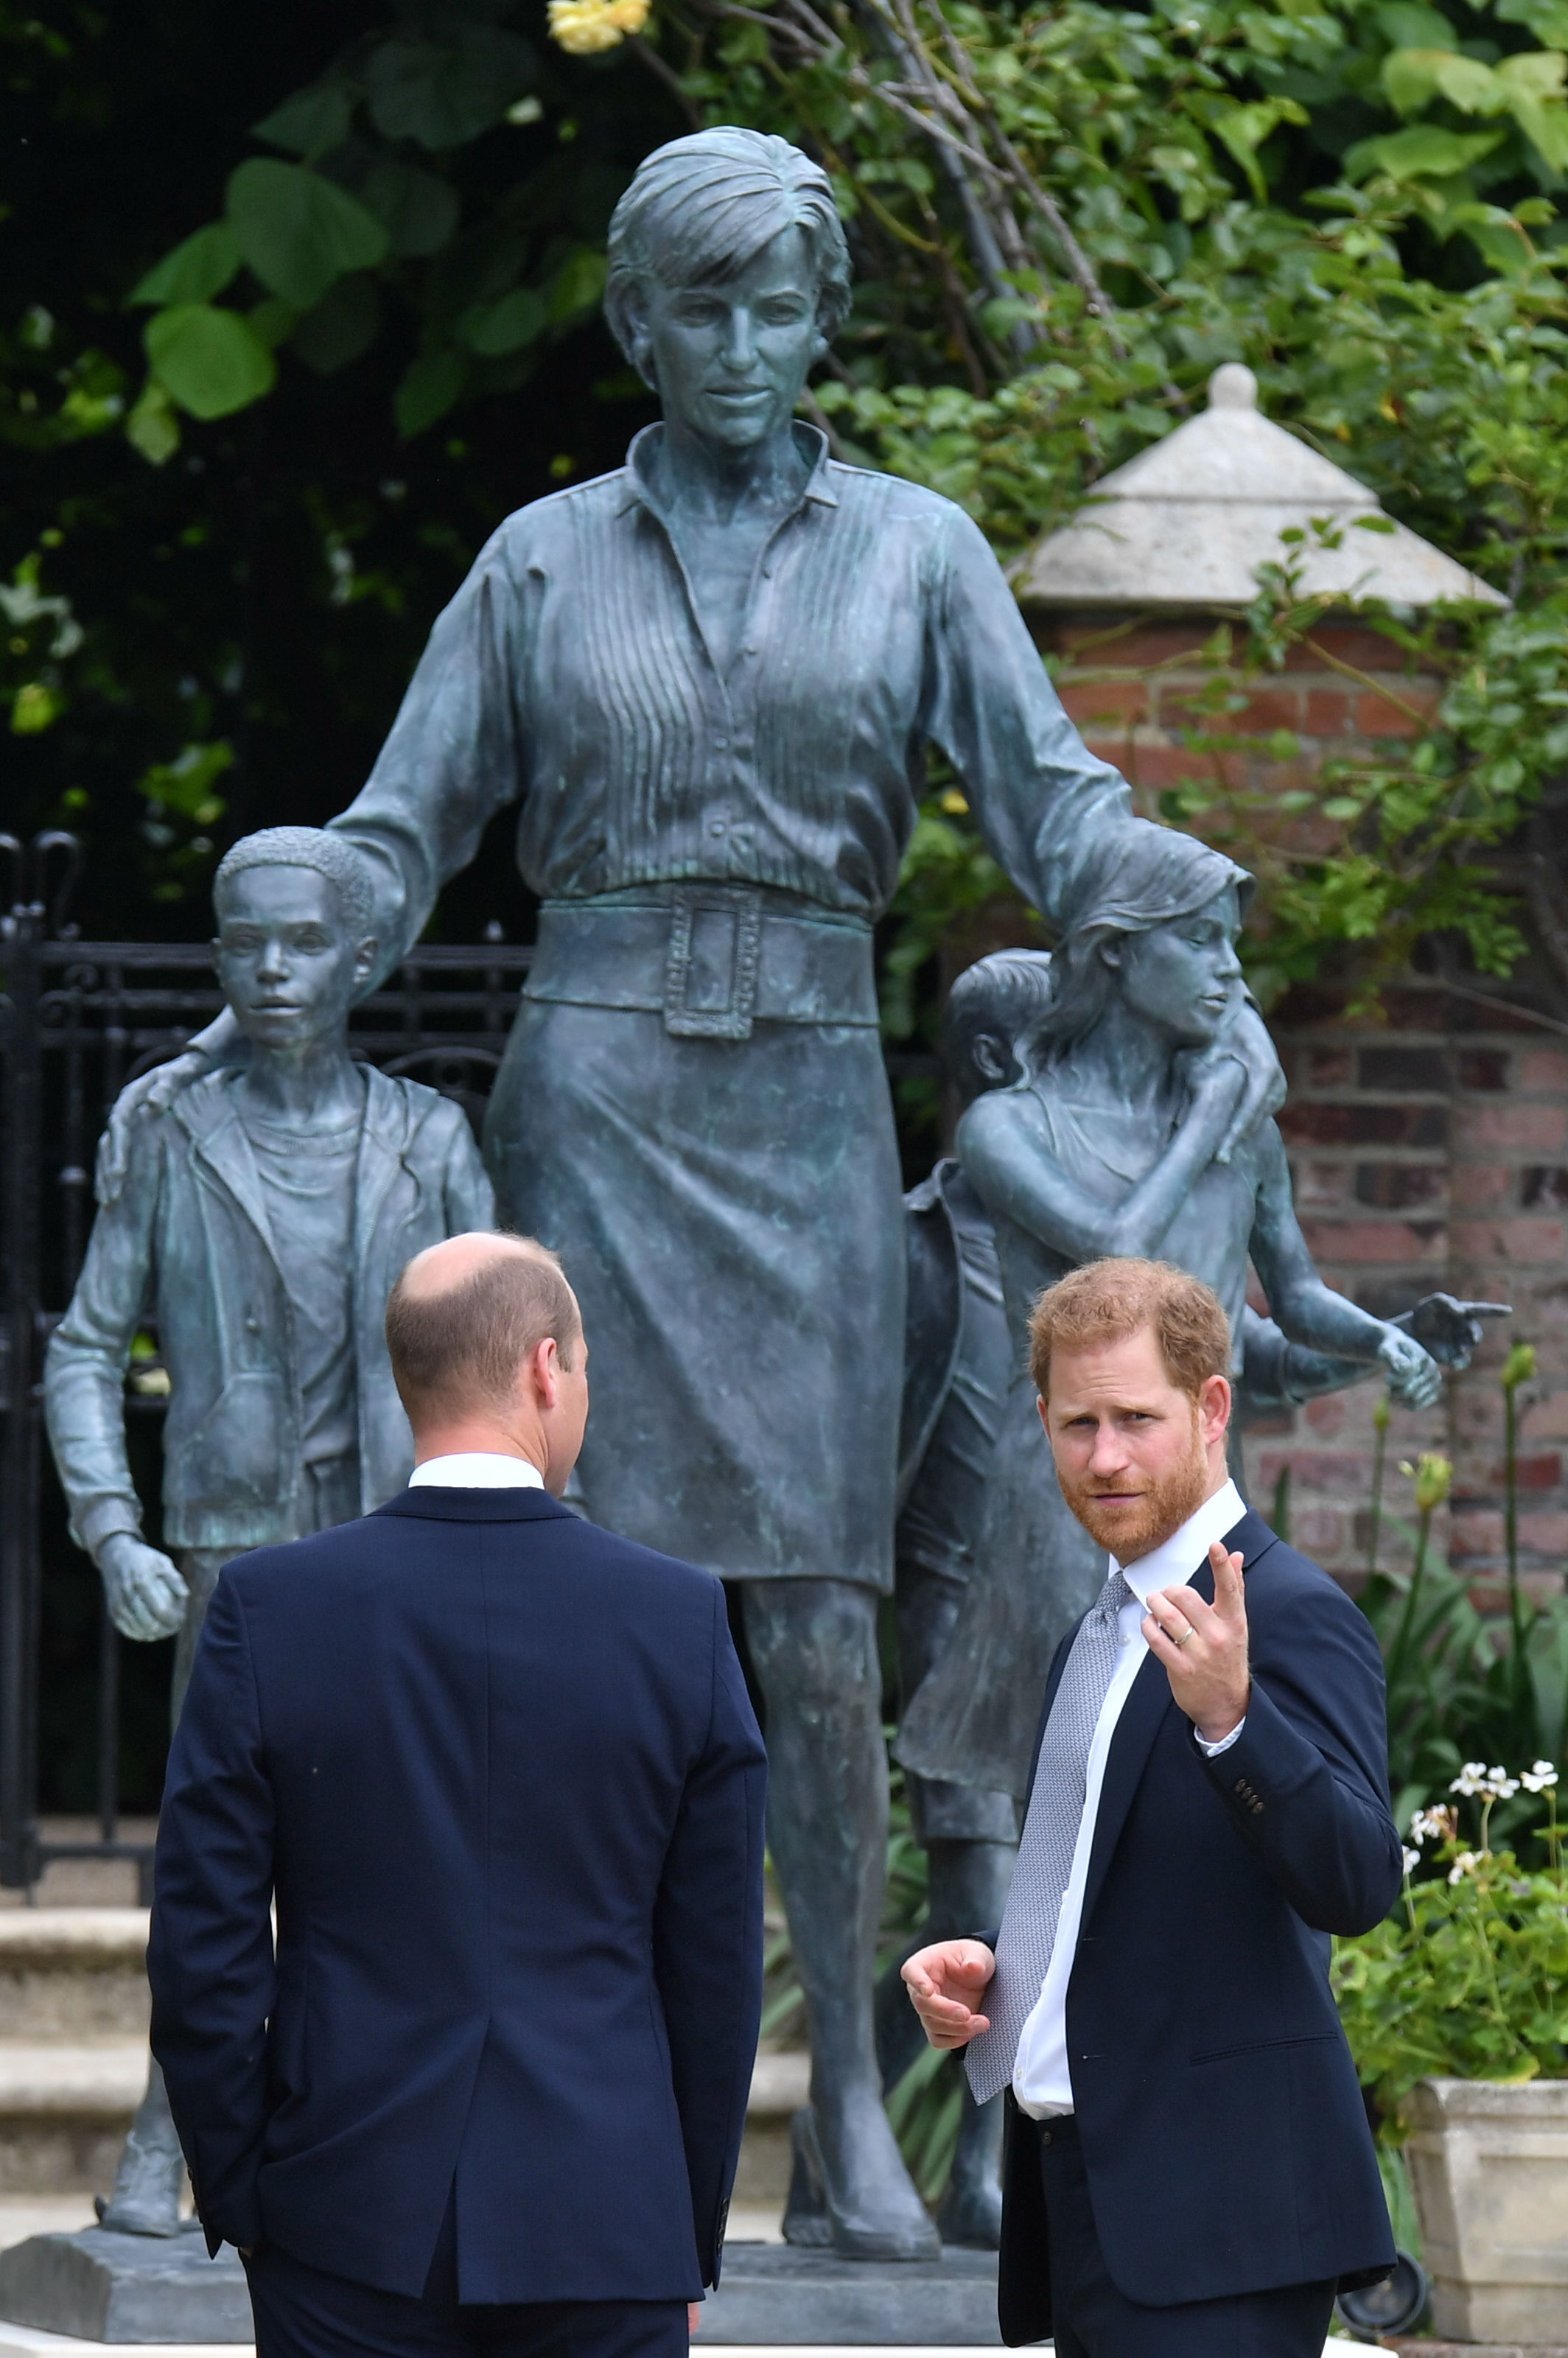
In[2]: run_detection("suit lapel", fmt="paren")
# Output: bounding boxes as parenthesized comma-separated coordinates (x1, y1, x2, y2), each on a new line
(1077, 1508, 1270, 1929)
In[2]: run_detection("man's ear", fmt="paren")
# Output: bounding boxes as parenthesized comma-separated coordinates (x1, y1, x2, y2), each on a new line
(1197, 1373, 1231, 1448)
(353, 934, 377, 988)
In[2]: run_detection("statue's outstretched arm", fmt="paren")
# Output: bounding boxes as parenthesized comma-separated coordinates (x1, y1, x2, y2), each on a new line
(1247, 1124, 1441, 1407)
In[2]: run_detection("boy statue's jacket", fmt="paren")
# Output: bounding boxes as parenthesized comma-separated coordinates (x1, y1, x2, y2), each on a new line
(46, 1067, 495, 1555)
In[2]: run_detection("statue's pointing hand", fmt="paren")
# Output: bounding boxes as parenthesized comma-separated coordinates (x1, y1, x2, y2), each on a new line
(1395, 1293, 1512, 1370)
(97, 1533, 189, 1642)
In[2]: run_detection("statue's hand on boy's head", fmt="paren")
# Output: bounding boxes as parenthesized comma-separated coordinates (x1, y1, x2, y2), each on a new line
(97, 1532, 189, 1642)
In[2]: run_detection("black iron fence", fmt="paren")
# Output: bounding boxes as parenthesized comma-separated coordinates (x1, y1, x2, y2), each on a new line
(0, 833, 534, 1897)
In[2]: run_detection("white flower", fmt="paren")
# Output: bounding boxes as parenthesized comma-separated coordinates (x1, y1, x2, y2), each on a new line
(1449, 1850, 1481, 1885)
(1410, 1804, 1457, 1845)
(1522, 1761, 1560, 1794)
(1484, 1766, 1520, 1799)
(1451, 1763, 1488, 1797)
(1402, 1846, 1421, 1876)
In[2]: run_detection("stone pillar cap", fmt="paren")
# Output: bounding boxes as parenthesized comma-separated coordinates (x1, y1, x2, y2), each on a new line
(1014, 364, 1505, 612)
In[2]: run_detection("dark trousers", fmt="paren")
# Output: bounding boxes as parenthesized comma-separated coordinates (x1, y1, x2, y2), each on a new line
(244, 2197, 689, 2358)
(1035, 2116, 1336, 2358)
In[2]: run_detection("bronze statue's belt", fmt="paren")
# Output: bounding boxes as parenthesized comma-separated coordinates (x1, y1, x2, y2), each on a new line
(524, 888, 878, 1041)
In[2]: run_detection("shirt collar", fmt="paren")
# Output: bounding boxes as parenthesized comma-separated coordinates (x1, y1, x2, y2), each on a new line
(615, 420, 840, 518)
(1113, 1477, 1245, 1609)
(409, 1452, 545, 1491)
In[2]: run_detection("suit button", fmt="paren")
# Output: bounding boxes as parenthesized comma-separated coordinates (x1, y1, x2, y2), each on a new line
(1233, 1778, 1247, 1794)
(1038, 2127, 1052, 2147)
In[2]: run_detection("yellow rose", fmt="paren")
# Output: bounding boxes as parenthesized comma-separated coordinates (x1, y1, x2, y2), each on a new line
(548, 0, 650, 52)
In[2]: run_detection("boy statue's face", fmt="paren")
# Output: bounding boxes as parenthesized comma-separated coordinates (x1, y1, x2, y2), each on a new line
(214, 865, 375, 1053)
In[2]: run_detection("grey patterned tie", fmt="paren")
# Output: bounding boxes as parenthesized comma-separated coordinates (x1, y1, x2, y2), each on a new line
(965, 1568, 1129, 2105)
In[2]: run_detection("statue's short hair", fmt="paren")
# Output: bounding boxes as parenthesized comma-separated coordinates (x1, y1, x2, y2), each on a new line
(214, 826, 374, 942)
(605, 127, 852, 365)
(1028, 1259, 1231, 1403)
(385, 1235, 582, 1418)
(942, 950, 1056, 1102)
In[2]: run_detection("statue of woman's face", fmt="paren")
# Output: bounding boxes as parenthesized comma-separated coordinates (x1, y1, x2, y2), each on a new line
(633, 224, 825, 457)
(1104, 884, 1243, 1047)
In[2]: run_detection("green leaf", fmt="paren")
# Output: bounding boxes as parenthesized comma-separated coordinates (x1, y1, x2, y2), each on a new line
(460, 287, 547, 357)
(130, 222, 241, 308)
(1497, 46, 1568, 99)
(1497, 0, 1568, 46)
(251, 83, 352, 159)
(136, 739, 234, 817)
(292, 276, 380, 374)
(365, 25, 536, 151)
(547, 247, 606, 322)
(1433, 53, 1507, 111)
(360, 160, 461, 258)
(10, 681, 63, 735)
(1374, 1, 1458, 46)
(394, 346, 469, 438)
(125, 379, 180, 465)
(1346, 124, 1508, 178)
(144, 304, 277, 419)
(226, 158, 388, 311)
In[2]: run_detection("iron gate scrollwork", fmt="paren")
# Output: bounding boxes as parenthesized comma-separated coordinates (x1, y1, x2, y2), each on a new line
(0, 833, 533, 1897)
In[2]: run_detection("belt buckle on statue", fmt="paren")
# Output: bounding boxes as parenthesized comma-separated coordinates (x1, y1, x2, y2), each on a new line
(662, 886, 762, 1040)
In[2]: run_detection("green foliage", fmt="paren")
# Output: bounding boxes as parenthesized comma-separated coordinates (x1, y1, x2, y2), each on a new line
(144, 304, 278, 422)
(1332, 1773, 1568, 2127)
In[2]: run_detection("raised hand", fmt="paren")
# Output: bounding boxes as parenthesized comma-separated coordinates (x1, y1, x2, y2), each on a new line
(1143, 1541, 1250, 1745)
(98, 1532, 189, 1642)
(901, 1939, 996, 2049)
(1214, 996, 1287, 1166)
(1377, 1326, 1443, 1410)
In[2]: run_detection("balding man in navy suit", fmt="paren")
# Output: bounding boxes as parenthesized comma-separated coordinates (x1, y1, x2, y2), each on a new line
(149, 1232, 766, 2358)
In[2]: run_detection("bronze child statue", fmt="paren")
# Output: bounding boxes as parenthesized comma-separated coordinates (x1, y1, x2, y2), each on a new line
(46, 825, 494, 2236)
(897, 828, 1492, 1810)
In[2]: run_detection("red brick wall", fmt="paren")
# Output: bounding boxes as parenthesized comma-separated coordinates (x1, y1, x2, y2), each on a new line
(1037, 616, 1441, 822)
(1018, 608, 1568, 1595)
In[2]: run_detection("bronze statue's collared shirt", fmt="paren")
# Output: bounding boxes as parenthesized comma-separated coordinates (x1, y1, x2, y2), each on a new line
(331, 424, 1133, 968)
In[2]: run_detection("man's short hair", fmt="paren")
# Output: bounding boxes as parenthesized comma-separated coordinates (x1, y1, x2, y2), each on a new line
(214, 826, 374, 942)
(1029, 1259, 1231, 1402)
(604, 128, 853, 364)
(385, 1237, 581, 1419)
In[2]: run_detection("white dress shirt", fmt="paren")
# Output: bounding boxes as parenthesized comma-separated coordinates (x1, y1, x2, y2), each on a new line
(408, 1452, 545, 1489)
(1012, 1477, 1246, 2117)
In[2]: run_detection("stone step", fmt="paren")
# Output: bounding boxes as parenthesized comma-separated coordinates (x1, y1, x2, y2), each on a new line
(0, 2049, 146, 2199)
(0, 1921, 150, 2046)
(738, 2053, 809, 2205)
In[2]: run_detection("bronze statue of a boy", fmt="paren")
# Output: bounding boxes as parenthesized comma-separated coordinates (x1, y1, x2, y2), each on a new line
(46, 825, 494, 2235)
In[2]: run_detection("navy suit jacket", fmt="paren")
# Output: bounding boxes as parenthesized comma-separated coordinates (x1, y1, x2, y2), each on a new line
(996, 1509, 1400, 2346)
(147, 1486, 766, 2306)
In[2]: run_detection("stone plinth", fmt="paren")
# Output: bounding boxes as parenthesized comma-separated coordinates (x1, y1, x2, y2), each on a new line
(693, 2242, 999, 2345)
(0, 2231, 249, 2344)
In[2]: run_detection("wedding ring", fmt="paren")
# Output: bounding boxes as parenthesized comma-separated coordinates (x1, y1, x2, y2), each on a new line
(1175, 1624, 1196, 1647)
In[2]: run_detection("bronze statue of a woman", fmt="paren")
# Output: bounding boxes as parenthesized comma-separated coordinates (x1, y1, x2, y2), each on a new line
(105, 132, 1284, 2256)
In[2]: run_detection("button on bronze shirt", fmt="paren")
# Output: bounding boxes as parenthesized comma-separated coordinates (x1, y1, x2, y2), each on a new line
(332, 424, 1134, 962)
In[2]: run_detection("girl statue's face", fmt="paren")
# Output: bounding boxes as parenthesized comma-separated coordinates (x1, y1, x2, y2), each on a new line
(1103, 885, 1244, 1047)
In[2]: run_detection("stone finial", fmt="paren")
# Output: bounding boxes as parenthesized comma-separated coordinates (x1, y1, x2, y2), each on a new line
(1014, 365, 1505, 612)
